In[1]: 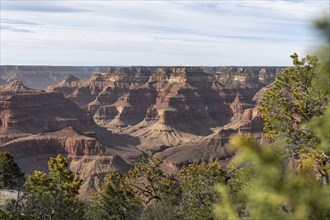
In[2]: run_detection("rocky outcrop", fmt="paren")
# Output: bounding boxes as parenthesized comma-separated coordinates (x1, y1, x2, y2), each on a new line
(47, 66, 282, 169)
(0, 82, 133, 197)
(1, 66, 282, 184)
(1, 127, 130, 197)
(0, 81, 94, 136)
(0, 66, 101, 89)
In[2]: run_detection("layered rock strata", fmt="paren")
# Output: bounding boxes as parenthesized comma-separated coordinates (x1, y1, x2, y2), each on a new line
(47, 67, 282, 171)
(0, 66, 282, 184)
(0, 81, 133, 197)
(0, 66, 106, 89)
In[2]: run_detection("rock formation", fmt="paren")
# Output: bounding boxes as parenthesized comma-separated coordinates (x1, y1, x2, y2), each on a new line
(47, 66, 282, 171)
(0, 67, 283, 195)
(0, 66, 103, 89)
(0, 81, 133, 197)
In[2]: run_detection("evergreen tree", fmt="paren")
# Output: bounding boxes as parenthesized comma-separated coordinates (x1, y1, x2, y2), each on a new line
(307, 16, 330, 184)
(87, 172, 142, 220)
(0, 152, 25, 189)
(215, 137, 330, 220)
(126, 156, 177, 206)
(90, 156, 179, 220)
(178, 159, 225, 220)
(259, 53, 328, 149)
(215, 16, 330, 219)
(23, 154, 84, 220)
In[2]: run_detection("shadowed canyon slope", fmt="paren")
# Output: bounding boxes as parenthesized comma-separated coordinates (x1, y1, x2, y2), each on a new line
(47, 67, 283, 168)
(0, 66, 283, 195)
(0, 80, 132, 196)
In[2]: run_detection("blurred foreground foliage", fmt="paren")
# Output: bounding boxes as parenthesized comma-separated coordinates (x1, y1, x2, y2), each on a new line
(215, 15, 330, 220)
(215, 137, 330, 220)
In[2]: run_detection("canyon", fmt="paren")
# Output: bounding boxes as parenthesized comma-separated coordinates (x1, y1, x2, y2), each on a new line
(0, 66, 283, 196)
(0, 66, 109, 89)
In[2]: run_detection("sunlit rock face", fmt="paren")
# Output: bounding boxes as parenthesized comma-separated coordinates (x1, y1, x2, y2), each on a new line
(47, 66, 282, 170)
(0, 81, 132, 198)
(0, 66, 283, 196)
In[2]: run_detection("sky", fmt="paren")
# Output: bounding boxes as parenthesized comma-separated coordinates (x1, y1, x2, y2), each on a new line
(0, 0, 329, 66)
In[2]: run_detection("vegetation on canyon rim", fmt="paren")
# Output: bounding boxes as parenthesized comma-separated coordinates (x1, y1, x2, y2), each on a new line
(1, 18, 330, 220)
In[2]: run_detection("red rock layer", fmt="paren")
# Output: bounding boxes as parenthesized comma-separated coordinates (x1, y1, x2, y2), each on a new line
(47, 67, 280, 169)
(0, 81, 130, 198)
(1, 66, 281, 183)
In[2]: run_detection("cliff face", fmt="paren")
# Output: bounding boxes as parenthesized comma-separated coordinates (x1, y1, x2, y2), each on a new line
(48, 67, 280, 127)
(47, 66, 282, 170)
(0, 66, 101, 89)
(0, 81, 131, 197)
(1, 67, 281, 189)
(0, 127, 130, 196)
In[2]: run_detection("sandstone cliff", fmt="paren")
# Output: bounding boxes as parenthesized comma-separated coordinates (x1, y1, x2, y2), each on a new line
(0, 67, 281, 192)
(47, 66, 282, 171)
(0, 81, 132, 197)
(0, 66, 101, 89)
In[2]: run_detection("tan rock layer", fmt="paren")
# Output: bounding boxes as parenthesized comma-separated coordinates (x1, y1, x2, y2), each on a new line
(0, 67, 282, 195)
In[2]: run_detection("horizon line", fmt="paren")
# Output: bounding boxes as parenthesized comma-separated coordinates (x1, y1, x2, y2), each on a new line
(0, 64, 289, 67)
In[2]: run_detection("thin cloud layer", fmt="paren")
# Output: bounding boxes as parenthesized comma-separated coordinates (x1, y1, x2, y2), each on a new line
(0, 0, 328, 66)
(2, 1, 87, 13)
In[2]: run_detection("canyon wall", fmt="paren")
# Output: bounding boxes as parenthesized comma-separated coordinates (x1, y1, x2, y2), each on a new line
(47, 66, 282, 171)
(0, 66, 105, 89)
(0, 66, 283, 194)
(0, 81, 132, 197)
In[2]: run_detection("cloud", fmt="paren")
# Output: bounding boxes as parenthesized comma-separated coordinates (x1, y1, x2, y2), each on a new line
(1, 1, 87, 13)
(0, 18, 37, 33)
(1, 18, 39, 25)
(0, 24, 33, 33)
(7, 27, 33, 33)
(0, 17, 38, 34)
(0, 0, 328, 65)
(233, 0, 327, 18)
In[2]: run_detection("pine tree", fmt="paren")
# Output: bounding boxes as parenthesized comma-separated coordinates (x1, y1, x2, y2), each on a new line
(259, 53, 328, 149)
(215, 16, 330, 219)
(215, 137, 330, 220)
(0, 152, 25, 189)
(178, 159, 225, 220)
(87, 172, 142, 220)
(23, 154, 84, 220)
